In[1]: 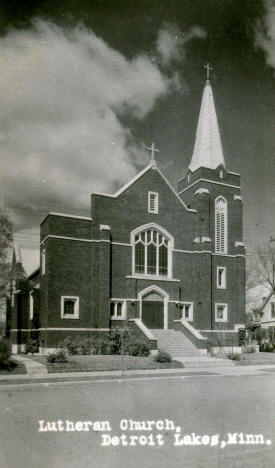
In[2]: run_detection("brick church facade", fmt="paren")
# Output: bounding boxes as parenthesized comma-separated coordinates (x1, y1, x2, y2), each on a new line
(9, 77, 246, 353)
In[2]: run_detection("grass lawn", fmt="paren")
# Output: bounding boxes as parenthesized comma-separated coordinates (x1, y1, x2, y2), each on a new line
(29, 354, 184, 373)
(0, 361, 26, 375)
(235, 352, 275, 365)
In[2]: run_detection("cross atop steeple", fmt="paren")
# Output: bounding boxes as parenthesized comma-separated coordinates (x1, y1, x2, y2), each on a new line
(146, 142, 159, 162)
(204, 62, 213, 80)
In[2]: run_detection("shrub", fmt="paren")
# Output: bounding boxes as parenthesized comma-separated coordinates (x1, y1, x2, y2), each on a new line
(26, 338, 39, 354)
(259, 342, 274, 352)
(126, 340, 150, 357)
(62, 336, 93, 355)
(227, 352, 241, 361)
(0, 338, 12, 369)
(242, 344, 256, 354)
(154, 350, 171, 363)
(46, 350, 68, 363)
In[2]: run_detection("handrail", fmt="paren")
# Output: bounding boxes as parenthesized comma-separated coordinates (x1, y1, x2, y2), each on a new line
(174, 318, 207, 341)
(128, 318, 156, 341)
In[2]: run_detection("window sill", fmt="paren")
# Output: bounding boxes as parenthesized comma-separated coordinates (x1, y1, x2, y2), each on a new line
(111, 317, 126, 320)
(61, 315, 79, 319)
(126, 275, 180, 282)
(215, 319, 228, 323)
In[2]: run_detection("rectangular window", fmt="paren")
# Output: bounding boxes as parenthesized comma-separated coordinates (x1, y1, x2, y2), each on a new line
(181, 303, 193, 321)
(215, 303, 228, 322)
(29, 291, 34, 320)
(271, 303, 275, 319)
(217, 267, 226, 289)
(61, 296, 79, 319)
(148, 192, 158, 214)
(110, 301, 126, 319)
(42, 248, 46, 275)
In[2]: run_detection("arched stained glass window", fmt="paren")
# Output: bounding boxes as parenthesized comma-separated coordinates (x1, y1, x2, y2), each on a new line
(215, 196, 227, 254)
(133, 228, 170, 276)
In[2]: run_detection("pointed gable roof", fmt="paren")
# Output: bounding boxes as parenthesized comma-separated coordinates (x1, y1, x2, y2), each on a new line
(189, 79, 225, 172)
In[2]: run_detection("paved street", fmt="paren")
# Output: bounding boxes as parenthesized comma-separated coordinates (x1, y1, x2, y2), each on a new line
(0, 373, 274, 468)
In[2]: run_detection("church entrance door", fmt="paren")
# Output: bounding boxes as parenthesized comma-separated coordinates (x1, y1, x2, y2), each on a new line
(142, 292, 164, 329)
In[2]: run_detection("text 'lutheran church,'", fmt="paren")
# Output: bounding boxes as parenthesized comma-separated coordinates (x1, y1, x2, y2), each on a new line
(9, 70, 246, 355)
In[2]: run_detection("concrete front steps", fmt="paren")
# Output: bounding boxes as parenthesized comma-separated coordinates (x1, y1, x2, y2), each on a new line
(151, 329, 234, 367)
(150, 329, 206, 358)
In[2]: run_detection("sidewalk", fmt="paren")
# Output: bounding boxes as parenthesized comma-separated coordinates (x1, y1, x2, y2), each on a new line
(1, 363, 275, 387)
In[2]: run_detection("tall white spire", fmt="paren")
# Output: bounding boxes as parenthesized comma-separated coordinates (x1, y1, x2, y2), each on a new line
(189, 78, 225, 172)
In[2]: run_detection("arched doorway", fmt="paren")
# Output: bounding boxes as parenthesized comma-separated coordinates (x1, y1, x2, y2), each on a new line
(138, 286, 168, 329)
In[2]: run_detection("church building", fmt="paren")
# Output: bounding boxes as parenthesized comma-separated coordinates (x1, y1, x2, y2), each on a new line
(9, 74, 246, 354)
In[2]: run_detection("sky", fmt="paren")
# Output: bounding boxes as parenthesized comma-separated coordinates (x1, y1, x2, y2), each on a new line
(0, 0, 275, 276)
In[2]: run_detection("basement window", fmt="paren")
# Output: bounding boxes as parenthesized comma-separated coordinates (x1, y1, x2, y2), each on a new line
(148, 192, 158, 214)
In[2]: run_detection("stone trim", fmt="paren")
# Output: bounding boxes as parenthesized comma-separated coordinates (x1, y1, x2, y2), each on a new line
(178, 178, 240, 194)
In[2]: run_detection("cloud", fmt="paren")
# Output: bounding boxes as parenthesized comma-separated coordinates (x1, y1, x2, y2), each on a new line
(255, 0, 275, 70)
(156, 24, 206, 67)
(0, 20, 205, 233)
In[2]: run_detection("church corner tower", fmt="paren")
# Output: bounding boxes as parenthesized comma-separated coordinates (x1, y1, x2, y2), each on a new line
(178, 69, 246, 342)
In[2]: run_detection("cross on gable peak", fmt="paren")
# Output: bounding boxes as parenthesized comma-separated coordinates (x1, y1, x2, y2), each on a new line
(146, 142, 159, 162)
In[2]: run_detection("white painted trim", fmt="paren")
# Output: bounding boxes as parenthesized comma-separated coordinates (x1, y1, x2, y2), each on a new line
(234, 195, 242, 201)
(228, 171, 240, 176)
(41, 235, 92, 245)
(215, 303, 228, 322)
(217, 266, 226, 289)
(61, 296, 79, 319)
(10, 328, 109, 332)
(129, 319, 156, 340)
(201, 236, 211, 242)
(126, 275, 180, 282)
(173, 249, 211, 254)
(138, 285, 169, 330)
(178, 178, 240, 194)
(235, 241, 245, 248)
(112, 242, 131, 247)
(212, 253, 246, 258)
(111, 297, 138, 302)
(193, 237, 201, 244)
(194, 188, 210, 195)
(49, 212, 92, 221)
(100, 224, 110, 231)
(198, 329, 237, 333)
(92, 163, 153, 199)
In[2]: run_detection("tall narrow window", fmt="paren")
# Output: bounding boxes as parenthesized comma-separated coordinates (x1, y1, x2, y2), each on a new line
(133, 227, 170, 277)
(41, 248, 46, 275)
(148, 192, 158, 214)
(215, 197, 227, 254)
(271, 302, 275, 319)
(217, 267, 226, 289)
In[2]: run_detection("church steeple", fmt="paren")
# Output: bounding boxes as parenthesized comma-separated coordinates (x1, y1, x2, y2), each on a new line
(189, 69, 225, 172)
